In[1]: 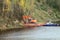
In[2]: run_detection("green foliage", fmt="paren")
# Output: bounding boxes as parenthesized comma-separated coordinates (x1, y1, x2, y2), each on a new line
(0, 0, 60, 30)
(46, 0, 59, 10)
(24, 0, 60, 22)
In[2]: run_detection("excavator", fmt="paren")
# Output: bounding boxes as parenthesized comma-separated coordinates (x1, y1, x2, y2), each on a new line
(22, 15, 45, 27)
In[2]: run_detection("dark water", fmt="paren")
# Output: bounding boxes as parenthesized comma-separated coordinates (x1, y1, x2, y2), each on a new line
(0, 26, 60, 40)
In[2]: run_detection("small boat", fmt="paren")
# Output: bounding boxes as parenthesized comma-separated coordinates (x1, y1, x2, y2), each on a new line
(43, 22, 60, 26)
(43, 23, 60, 26)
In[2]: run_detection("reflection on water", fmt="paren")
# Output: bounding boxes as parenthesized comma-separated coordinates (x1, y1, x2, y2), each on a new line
(1, 38, 60, 40)
(0, 27, 60, 40)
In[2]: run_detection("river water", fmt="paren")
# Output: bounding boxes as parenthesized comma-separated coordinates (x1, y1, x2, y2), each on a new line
(0, 26, 60, 40)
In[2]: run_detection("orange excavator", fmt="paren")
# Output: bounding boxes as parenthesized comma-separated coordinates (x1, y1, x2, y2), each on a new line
(22, 15, 45, 27)
(22, 15, 37, 23)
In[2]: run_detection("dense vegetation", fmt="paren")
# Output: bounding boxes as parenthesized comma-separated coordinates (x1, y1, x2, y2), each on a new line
(0, 0, 60, 30)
